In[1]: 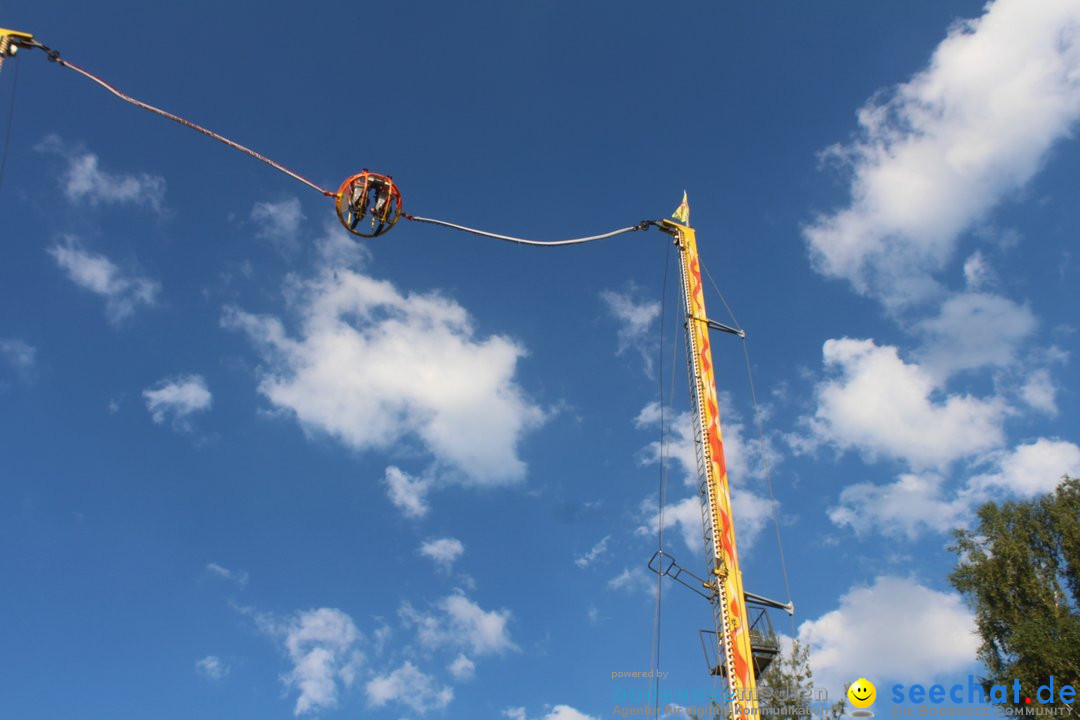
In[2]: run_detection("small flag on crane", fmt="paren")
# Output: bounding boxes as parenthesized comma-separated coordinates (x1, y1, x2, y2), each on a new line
(672, 191, 690, 225)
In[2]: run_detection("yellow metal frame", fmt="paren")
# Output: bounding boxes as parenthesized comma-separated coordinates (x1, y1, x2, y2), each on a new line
(666, 217, 759, 717)
(0, 28, 35, 42)
(0, 27, 35, 73)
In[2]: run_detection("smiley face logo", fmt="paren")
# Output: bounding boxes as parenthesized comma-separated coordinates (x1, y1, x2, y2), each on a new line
(848, 678, 877, 710)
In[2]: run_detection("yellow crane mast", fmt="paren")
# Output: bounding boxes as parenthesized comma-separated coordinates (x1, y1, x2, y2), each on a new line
(652, 210, 789, 718)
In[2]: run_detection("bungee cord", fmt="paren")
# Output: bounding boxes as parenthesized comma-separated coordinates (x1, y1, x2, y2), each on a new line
(403, 214, 652, 247)
(2, 32, 654, 246)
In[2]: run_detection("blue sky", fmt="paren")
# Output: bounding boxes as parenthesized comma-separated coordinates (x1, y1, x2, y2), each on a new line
(2, 1, 1079, 718)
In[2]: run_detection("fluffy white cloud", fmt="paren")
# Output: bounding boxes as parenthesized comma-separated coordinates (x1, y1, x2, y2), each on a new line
(400, 591, 517, 656)
(802, 338, 1007, 469)
(365, 661, 453, 714)
(574, 535, 610, 569)
(143, 374, 212, 429)
(915, 292, 1036, 381)
(195, 655, 229, 680)
(205, 562, 249, 587)
(634, 403, 698, 488)
(829, 473, 964, 539)
(966, 437, 1080, 499)
(542, 707, 600, 720)
(448, 653, 476, 681)
(601, 288, 661, 374)
(638, 496, 703, 554)
(65, 153, 166, 211)
(383, 466, 432, 519)
(504, 705, 600, 720)
(314, 219, 370, 269)
(260, 607, 364, 716)
(606, 566, 654, 597)
(962, 251, 995, 290)
(799, 576, 978, 692)
(48, 237, 160, 323)
(1020, 368, 1058, 415)
(830, 438, 1080, 540)
(804, 0, 1080, 307)
(223, 269, 545, 485)
(251, 197, 305, 248)
(419, 537, 465, 571)
(37, 135, 166, 211)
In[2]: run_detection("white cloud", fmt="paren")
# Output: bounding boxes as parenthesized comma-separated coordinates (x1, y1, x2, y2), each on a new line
(962, 251, 995, 290)
(798, 576, 978, 692)
(634, 403, 698, 488)
(0, 338, 36, 383)
(601, 288, 661, 375)
(638, 495, 703, 554)
(606, 566, 654, 597)
(251, 197, 305, 248)
(801, 338, 1008, 469)
(915, 292, 1036, 380)
(966, 437, 1080, 499)
(365, 661, 453, 714)
(504, 705, 600, 720)
(223, 268, 545, 485)
(65, 153, 166, 211)
(1020, 368, 1058, 415)
(829, 473, 964, 540)
(419, 537, 465, 571)
(542, 707, 600, 720)
(829, 438, 1080, 540)
(383, 466, 432, 519)
(400, 591, 517, 656)
(804, 0, 1080, 308)
(574, 535, 610, 569)
(206, 562, 249, 587)
(0, 338, 35, 371)
(195, 655, 229, 680)
(143, 374, 212, 429)
(37, 135, 166, 212)
(260, 607, 364, 716)
(48, 237, 160, 323)
(730, 487, 776, 553)
(314, 219, 369, 269)
(448, 653, 476, 681)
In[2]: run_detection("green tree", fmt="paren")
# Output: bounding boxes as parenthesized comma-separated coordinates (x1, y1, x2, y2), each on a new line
(949, 475, 1080, 703)
(684, 641, 845, 720)
(756, 640, 845, 720)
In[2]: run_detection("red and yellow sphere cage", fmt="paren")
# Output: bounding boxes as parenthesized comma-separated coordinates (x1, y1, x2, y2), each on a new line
(335, 170, 403, 238)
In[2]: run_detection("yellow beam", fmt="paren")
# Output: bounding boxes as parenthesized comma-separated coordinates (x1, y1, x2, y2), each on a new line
(667, 216, 759, 717)
(0, 28, 35, 41)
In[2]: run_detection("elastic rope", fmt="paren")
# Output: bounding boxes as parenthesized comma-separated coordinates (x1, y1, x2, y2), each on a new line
(405, 214, 649, 247)
(54, 57, 335, 197)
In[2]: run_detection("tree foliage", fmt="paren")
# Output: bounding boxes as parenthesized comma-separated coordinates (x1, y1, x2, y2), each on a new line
(757, 640, 846, 720)
(949, 475, 1080, 700)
